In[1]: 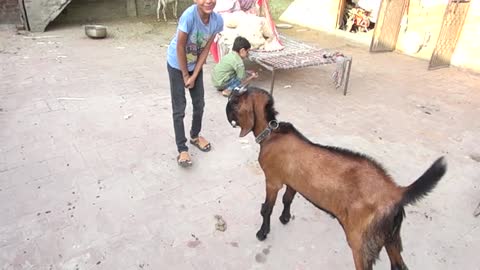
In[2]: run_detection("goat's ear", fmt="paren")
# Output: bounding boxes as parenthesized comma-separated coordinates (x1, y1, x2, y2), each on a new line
(238, 98, 254, 137)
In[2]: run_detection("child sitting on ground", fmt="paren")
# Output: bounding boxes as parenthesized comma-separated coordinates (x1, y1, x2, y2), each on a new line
(211, 36, 258, 97)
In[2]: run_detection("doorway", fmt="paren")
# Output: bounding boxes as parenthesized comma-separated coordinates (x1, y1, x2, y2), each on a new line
(369, 0, 407, 52)
(337, 0, 382, 34)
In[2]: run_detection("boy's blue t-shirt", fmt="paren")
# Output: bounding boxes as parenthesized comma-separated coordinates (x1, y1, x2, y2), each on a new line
(167, 5, 224, 72)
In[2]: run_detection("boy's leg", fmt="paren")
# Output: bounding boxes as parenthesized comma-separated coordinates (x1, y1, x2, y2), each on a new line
(227, 77, 242, 90)
(189, 69, 205, 139)
(167, 63, 188, 153)
(222, 77, 242, 97)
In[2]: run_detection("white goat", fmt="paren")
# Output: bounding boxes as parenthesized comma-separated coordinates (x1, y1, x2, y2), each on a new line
(157, 0, 178, 22)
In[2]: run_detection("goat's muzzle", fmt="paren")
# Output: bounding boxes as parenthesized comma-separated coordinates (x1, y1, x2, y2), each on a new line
(226, 93, 241, 128)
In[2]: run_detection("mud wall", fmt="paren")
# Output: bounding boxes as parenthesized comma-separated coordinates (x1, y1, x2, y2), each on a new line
(395, 0, 447, 61)
(279, 0, 341, 31)
(395, 0, 480, 72)
(451, 0, 480, 72)
(280, 0, 480, 73)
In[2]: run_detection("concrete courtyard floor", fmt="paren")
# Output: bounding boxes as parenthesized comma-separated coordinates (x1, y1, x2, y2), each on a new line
(1, 18, 480, 269)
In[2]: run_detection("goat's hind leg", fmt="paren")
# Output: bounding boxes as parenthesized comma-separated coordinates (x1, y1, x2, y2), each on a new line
(386, 207, 408, 270)
(351, 246, 373, 270)
(279, 185, 296, 224)
(162, 5, 167, 22)
(385, 226, 408, 270)
(386, 239, 408, 270)
(256, 182, 281, 241)
(346, 229, 375, 270)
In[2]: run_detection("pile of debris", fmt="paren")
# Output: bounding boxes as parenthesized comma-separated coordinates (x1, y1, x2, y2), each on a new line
(214, 0, 283, 53)
(219, 11, 282, 51)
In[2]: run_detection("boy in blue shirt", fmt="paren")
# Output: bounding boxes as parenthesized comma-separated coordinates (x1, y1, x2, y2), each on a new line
(167, 0, 224, 167)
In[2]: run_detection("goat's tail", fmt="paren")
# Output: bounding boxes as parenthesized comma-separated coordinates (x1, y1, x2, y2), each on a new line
(401, 157, 447, 206)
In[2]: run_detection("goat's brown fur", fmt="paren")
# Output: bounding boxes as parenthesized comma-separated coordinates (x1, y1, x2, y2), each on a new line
(226, 88, 447, 270)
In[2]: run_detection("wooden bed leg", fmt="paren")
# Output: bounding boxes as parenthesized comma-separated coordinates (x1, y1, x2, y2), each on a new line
(343, 57, 352, 96)
(270, 70, 276, 95)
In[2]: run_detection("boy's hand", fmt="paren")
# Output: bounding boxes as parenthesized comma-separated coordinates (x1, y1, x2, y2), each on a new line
(183, 73, 190, 85)
(247, 70, 258, 79)
(185, 76, 196, 89)
(183, 74, 194, 89)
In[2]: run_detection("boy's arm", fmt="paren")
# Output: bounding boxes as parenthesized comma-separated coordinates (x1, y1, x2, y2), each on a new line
(240, 72, 258, 86)
(235, 62, 246, 82)
(239, 67, 258, 85)
(190, 35, 216, 82)
(188, 15, 223, 88)
(176, 30, 190, 84)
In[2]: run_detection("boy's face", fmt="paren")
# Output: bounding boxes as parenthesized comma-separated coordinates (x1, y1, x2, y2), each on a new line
(239, 48, 249, 59)
(194, 0, 216, 14)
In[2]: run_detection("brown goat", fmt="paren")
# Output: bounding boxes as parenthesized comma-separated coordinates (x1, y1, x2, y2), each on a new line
(225, 88, 447, 270)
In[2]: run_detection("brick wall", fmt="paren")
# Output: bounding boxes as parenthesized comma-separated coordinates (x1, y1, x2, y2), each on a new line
(136, 0, 157, 16)
(0, 0, 20, 24)
(25, 0, 131, 31)
(54, 0, 127, 23)
(52, 0, 189, 24)
(135, 0, 190, 19)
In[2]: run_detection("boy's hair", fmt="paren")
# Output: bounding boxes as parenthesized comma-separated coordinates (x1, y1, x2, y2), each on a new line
(232, 36, 251, 52)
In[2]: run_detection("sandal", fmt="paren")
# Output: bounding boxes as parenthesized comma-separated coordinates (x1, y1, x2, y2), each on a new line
(190, 136, 211, 152)
(177, 151, 192, 167)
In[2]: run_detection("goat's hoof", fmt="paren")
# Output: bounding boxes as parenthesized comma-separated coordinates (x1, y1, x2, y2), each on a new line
(391, 263, 409, 270)
(256, 230, 268, 241)
(279, 214, 291, 225)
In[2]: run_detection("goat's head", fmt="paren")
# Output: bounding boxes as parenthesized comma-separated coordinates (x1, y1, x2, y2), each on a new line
(226, 87, 277, 137)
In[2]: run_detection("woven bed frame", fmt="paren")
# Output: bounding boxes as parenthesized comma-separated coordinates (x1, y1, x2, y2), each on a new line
(248, 35, 353, 95)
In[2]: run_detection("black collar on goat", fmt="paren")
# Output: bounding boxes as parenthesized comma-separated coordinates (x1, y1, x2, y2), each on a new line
(225, 87, 447, 270)
(255, 119, 279, 144)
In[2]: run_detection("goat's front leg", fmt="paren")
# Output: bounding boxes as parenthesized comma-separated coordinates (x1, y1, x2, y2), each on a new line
(256, 182, 280, 241)
(173, 0, 178, 20)
(279, 185, 296, 224)
(156, 0, 161, 21)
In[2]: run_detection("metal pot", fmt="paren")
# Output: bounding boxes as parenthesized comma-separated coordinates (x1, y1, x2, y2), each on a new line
(85, 25, 107, 39)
